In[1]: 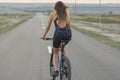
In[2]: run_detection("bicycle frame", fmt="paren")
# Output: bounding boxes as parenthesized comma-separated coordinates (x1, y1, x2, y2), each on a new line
(59, 41, 66, 70)
(41, 37, 71, 80)
(49, 40, 67, 80)
(50, 40, 67, 71)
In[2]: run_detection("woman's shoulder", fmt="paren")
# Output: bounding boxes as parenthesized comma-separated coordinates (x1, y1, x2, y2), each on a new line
(50, 11, 57, 19)
(50, 11, 56, 16)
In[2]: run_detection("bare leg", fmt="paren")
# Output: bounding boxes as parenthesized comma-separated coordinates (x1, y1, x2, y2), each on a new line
(53, 48, 59, 71)
(64, 48, 67, 56)
(63, 48, 68, 67)
(60, 43, 67, 56)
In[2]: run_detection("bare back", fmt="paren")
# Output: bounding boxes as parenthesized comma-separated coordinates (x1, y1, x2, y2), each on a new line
(52, 11, 70, 28)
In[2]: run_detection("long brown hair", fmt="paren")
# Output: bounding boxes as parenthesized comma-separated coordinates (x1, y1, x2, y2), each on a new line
(54, 1, 68, 22)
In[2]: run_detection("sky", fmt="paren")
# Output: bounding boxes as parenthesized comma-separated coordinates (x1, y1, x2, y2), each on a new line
(0, 0, 120, 3)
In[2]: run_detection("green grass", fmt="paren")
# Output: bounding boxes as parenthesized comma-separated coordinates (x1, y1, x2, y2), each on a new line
(72, 25, 120, 49)
(71, 15, 120, 24)
(0, 14, 34, 35)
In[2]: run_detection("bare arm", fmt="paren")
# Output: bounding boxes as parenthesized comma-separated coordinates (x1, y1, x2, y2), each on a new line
(67, 9, 72, 33)
(68, 19, 72, 33)
(42, 12, 54, 39)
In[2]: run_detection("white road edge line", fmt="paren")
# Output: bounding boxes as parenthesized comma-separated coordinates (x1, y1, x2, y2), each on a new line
(41, 15, 46, 29)
(47, 46, 52, 54)
(43, 26, 45, 29)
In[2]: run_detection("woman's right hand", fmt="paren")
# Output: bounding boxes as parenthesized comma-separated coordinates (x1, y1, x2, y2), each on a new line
(41, 36, 46, 40)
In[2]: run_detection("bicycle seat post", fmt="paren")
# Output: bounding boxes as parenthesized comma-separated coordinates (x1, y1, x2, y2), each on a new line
(61, 40, 66, 52)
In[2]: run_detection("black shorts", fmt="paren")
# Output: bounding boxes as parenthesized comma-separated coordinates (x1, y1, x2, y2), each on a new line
(53, 30, 70, 48)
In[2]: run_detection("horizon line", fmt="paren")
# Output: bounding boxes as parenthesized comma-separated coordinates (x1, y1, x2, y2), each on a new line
(0, 2, 120, 4)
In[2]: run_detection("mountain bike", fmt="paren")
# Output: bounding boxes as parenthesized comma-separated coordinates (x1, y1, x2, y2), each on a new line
(41, 37, 71, 80)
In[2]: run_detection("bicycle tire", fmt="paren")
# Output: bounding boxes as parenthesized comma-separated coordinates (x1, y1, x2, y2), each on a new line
(65, 57, 71, 80)
(50, 53, 53, 76)
(60, 57, 71, 80)
(50, 53, 56, 80)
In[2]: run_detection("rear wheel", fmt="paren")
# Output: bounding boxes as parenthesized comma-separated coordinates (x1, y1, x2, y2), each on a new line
(60, 57, 71, 80)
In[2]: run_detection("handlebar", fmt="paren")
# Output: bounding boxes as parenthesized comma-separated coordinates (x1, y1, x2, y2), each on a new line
(41, 37, 53, 40)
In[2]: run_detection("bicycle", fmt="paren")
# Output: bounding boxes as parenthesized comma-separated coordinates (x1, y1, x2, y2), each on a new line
(41, 37, 71, 80)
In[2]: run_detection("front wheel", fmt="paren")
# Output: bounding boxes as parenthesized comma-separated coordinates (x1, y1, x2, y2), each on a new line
(60, 57, 71, 80)
(50, 53, 56, 80)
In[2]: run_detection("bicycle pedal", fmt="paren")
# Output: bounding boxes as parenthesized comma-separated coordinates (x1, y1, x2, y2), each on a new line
(52, 70, 59, 77)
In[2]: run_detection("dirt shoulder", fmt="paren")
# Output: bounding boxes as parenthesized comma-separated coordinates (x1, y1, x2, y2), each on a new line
(72, 20, 120, 49)
(72, 22, 120, 42)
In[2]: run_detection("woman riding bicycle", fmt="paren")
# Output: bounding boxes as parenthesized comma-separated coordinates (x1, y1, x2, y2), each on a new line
(42, 1, 72, 76)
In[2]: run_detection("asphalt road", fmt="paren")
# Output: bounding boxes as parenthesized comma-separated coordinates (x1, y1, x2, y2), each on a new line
(0, 13, 120, 80)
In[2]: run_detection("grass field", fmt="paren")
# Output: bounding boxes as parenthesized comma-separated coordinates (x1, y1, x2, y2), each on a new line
(73, 25, 120, 49)
(71, 15, 120, 24)
(0, 13, 34, 35)
(71, 15, 120, 49)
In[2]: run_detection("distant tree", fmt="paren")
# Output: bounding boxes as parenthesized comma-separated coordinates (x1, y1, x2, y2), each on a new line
(108, 11, 113, 15)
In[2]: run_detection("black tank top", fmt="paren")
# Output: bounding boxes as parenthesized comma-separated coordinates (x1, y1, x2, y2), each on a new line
(54, 18, 69, 31)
